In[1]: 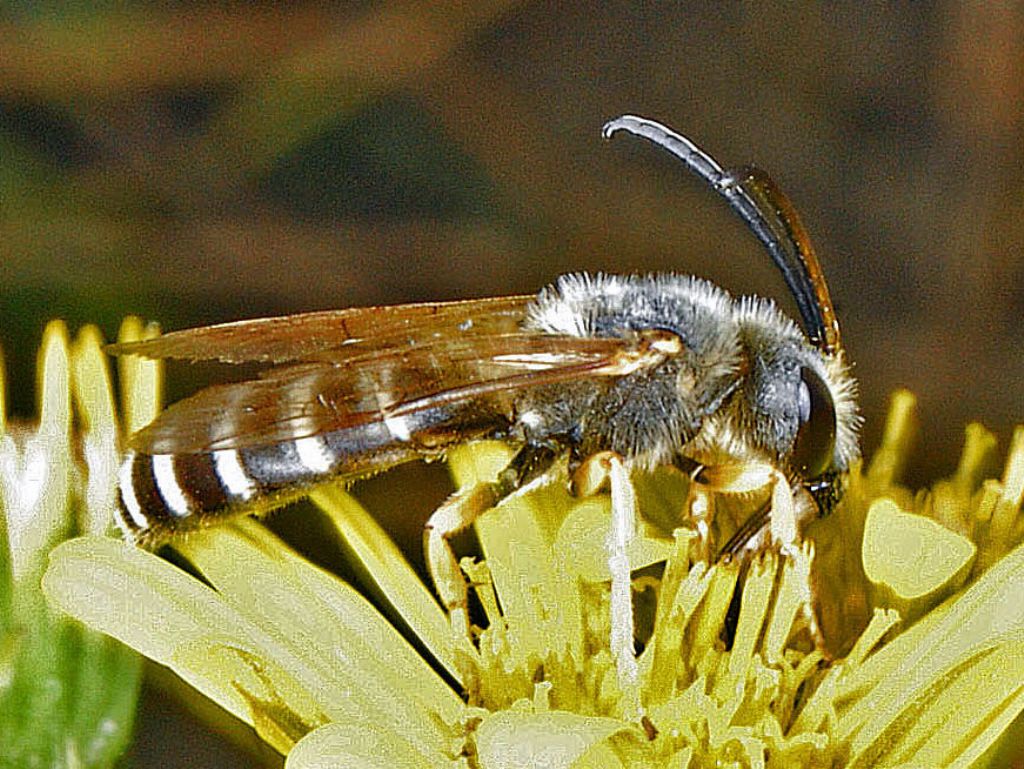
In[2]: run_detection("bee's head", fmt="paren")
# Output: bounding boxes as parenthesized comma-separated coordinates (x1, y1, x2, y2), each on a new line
(736, 298, 860, 495)
(604, 115, 862, 490)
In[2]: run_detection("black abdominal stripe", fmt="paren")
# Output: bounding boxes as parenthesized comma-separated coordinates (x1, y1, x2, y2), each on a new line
(115, 420, 415, 543)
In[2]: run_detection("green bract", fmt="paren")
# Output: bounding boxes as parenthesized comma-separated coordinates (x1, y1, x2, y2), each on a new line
(2, 320, 158, 769)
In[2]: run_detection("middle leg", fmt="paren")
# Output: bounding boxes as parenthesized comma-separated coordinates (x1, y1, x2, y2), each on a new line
(424, 443, 558, 640)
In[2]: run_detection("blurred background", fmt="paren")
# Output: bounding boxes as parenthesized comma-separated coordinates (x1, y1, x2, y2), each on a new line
(2, 2, 1023, 766)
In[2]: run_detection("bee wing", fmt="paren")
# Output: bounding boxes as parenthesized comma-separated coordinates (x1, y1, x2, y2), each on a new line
(128, 332, 634, 454)
(108, 295, 532, 364)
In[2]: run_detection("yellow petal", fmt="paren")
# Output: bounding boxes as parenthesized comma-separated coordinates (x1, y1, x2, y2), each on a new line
(115, 317, 161, 434)
(876, 638, 1024, 767)
(446, 441, 515, 490)
(70, 325, 120, 536)
(44, 534, 457, 755)
(475, 710, 630, 769)
(43, 536, 277, 726)
(310, 484, 472, 684)
(9, 321, 73, 579)
(553, 497, 674, 582)
(840, 540, 1024, 763)
(478, 484, 584, 666)
(762, 544, 814, 664)
(723, 553, 777, 690)
(70, 326, 116, 438)
(172, 638, 329, 754)
(177, 522, 463, 752)
(286, 722, 442, 769)
(863, 499, 976, 598)
(37, 320, 71, 440)
(643, 540, 711, 707)
(866, 390, 916, 488)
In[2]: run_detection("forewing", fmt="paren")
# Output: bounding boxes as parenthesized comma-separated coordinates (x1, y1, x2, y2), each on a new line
(129, 332, 632, 454)
(108, 295, 532, 364)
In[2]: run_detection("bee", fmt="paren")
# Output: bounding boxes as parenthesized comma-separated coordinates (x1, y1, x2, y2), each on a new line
(112, 115, 859, 639)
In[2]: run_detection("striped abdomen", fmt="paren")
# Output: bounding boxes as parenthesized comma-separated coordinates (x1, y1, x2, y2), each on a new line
(115, 413, 505, 546)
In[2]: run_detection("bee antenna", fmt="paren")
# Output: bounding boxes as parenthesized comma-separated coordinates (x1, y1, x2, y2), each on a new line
(603, 115, 841, 354)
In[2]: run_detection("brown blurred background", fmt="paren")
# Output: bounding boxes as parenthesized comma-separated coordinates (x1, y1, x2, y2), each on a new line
(2, 2, 1023, 766)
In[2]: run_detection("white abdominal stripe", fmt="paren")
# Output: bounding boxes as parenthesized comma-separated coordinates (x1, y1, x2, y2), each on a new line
(115, 436, 359, 541)
(113, 413, 435, 543)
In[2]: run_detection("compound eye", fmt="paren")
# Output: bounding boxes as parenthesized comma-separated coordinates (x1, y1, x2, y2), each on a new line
(792, 366, 836, 478)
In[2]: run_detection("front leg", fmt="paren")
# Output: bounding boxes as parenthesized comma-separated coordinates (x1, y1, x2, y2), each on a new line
(691, 461, 802, 559)
(424, 443, 557, 641)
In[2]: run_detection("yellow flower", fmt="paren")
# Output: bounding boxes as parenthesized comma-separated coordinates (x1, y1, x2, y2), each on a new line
(38, 329, 1024, 768)
(0, 320, 158, 769)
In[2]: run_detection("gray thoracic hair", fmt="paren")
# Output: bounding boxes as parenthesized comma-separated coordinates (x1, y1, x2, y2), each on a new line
(519, 272, 860, 475)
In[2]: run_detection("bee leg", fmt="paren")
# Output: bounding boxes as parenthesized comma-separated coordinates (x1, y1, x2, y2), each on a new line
(696, 462, 800, 559)
(425, 483, 502, 641)
(672, 458, 715, 560)
(573, 451, 641, 712)
(767, 472, 800, 552)
(424, 444, 557, 641)
(717, 500, 771, 561)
